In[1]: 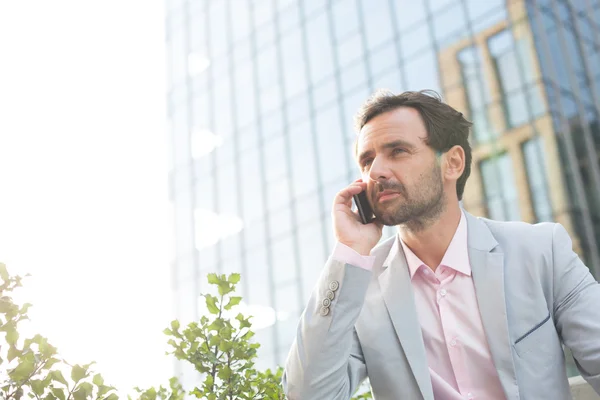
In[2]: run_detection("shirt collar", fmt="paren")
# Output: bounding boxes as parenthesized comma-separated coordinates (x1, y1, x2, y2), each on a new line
(399, 210, 471, 279)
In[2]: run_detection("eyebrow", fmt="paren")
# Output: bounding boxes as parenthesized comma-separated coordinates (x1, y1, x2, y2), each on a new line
(357, 139, 416, 164)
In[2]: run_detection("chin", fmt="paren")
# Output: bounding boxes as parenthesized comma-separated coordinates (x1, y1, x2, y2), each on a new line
(374, 213, 403, 227)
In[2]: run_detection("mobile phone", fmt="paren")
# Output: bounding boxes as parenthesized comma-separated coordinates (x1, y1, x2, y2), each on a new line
(353, 191, 374, 224)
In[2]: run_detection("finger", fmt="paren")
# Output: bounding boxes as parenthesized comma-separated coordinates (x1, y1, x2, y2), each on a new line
(334, 184, 366, 208)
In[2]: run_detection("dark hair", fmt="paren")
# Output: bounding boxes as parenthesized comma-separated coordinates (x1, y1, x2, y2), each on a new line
(354, 89, 473, 201)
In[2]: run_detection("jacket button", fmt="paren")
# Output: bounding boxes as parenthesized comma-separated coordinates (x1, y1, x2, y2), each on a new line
(326, 290, 335, 300)
(319, 306, 330, 316)
(322, 298, 331, 307)
(329, 281, 340, 291)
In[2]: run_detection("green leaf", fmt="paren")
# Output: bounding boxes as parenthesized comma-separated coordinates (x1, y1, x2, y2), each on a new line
(51, 388, 66, 400)
(170, 320, 180, 331)
(236, 313, 252, 329)
(206, 319, 224, 332)
(217, 281, 232, 296)
(227, 273, 241, 284)
(44, 357, 61, 370)
(0, 297, 16, 314)
(93, 373, 104, 386)
(207, 273, 219, 285)
(72, 388, 86, 400)
(6, 325, 19, 345)
(40, 339, 57, 357)
(209, 335, 221, 347)
(9, 356, 36, 381)
(97, 385, 112, 397)
(217, 365, 232, 381)
(224, 296, 242, 310)
(143, 387, 157, 400)
(50, 370, 68, 385)
(0, 263, 9, 282)
(105, 393, 119, 400)
(204, 295, 219, 315)
(207, 394, 217, 400)
(7, 345, 20, 362)
(19, 303, 32, 315)
(30, 380, 46, 396)
(218, 340, 233, 353)
(71, 364, 87, 382)
(79, 382, 93, 397)
(242, 330, 255, 340)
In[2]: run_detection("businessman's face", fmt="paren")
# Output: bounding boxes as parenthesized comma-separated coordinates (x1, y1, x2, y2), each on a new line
(355, 107, 445, 227)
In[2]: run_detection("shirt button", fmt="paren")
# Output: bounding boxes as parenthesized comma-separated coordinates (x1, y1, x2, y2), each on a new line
(467, 393, 474, 399)
(439, 289, 447, 297)
(450, 339, 457, 347)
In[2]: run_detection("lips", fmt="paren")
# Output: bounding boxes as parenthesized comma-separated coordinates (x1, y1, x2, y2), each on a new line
(377, 190, 400, 202)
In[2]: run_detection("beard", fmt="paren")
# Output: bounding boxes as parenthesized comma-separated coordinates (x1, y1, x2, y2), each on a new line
(371, 162, 446, 231)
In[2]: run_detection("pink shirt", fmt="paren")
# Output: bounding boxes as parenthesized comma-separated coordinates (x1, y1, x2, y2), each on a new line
(332, 212, 506, 399)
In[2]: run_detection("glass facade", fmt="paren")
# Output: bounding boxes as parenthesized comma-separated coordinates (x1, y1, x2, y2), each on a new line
(165, 0, 600, 387)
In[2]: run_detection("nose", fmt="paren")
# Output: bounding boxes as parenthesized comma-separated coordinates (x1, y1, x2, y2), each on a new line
(367, 156, 392, 183)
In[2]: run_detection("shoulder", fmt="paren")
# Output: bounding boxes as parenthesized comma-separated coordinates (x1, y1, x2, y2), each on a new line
(478, 216, 556, 248)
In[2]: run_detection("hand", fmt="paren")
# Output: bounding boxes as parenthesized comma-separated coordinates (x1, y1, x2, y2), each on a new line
(332, 180, 383, 256)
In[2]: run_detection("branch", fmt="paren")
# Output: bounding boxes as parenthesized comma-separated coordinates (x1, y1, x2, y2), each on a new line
(226, 351, 234, 400)
(7, 357, 49, 400)
(209, 293, 225, 393)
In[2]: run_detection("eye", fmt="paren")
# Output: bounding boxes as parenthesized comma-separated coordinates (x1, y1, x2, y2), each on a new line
(391, 148, 407, 156)
(361, 159, 373, 170)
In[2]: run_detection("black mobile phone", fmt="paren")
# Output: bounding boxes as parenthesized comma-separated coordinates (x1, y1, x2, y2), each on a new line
(353, 191, 374, 224)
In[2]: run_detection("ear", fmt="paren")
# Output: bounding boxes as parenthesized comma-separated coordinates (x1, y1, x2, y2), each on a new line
(442, 145, 465, 182)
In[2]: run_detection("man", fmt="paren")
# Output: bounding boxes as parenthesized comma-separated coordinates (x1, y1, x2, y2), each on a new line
(282, 90, 600, 399)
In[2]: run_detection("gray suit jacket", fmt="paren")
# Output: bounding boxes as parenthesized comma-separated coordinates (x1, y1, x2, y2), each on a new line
(283, 212, 600, 399)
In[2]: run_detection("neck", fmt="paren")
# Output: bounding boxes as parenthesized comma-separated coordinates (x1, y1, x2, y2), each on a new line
(398, 203, 462, 271)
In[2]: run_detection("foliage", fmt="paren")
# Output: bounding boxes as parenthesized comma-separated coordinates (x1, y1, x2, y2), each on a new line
(0, 263, 118, 400)
(163, 273, 284, 400)
(0, 264, 372, 399)
(128, 377, 185, 400)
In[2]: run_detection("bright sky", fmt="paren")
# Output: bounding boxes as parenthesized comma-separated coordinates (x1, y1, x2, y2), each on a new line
(0, 0, 173, 393)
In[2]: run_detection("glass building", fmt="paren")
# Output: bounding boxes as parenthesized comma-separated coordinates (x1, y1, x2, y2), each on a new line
(165, 0, 600, 387)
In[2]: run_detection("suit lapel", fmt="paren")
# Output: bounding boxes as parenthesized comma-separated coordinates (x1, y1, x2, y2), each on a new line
(465, 213, 519, 399)
(379, 238, 433, 400)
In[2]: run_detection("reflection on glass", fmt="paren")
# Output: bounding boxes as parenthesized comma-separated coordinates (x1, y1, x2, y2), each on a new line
(188, 54, 210, 77)
(362, 1, 393, 48)
(332, 0, 359, 40)
(192, 129, 223, 158)
(488, 30, 545, 128)
(523, 137, 553, 222)
(480, 153, 521, 221)
(458, 46, 494, 143)
(305, 12, 335, 83)
(195, 209, 243, 249)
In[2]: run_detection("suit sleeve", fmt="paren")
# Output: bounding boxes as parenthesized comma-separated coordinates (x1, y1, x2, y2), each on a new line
(552, 223, 600, 393)
(282, 258, 372, 400)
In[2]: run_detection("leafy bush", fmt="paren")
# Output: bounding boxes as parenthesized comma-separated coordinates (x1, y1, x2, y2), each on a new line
(0, 264, 372, 399)
(0, 263, 118, 400)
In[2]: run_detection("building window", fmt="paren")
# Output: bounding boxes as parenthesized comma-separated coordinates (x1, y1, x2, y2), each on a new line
(480, 153, 521, 221)
(488, 30, 546, 128)
(523, 137, 553, 222)
(458, 46, 494, 143)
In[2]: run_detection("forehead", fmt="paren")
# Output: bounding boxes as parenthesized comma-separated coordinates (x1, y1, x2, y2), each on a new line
(356, 106, 428, 152)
